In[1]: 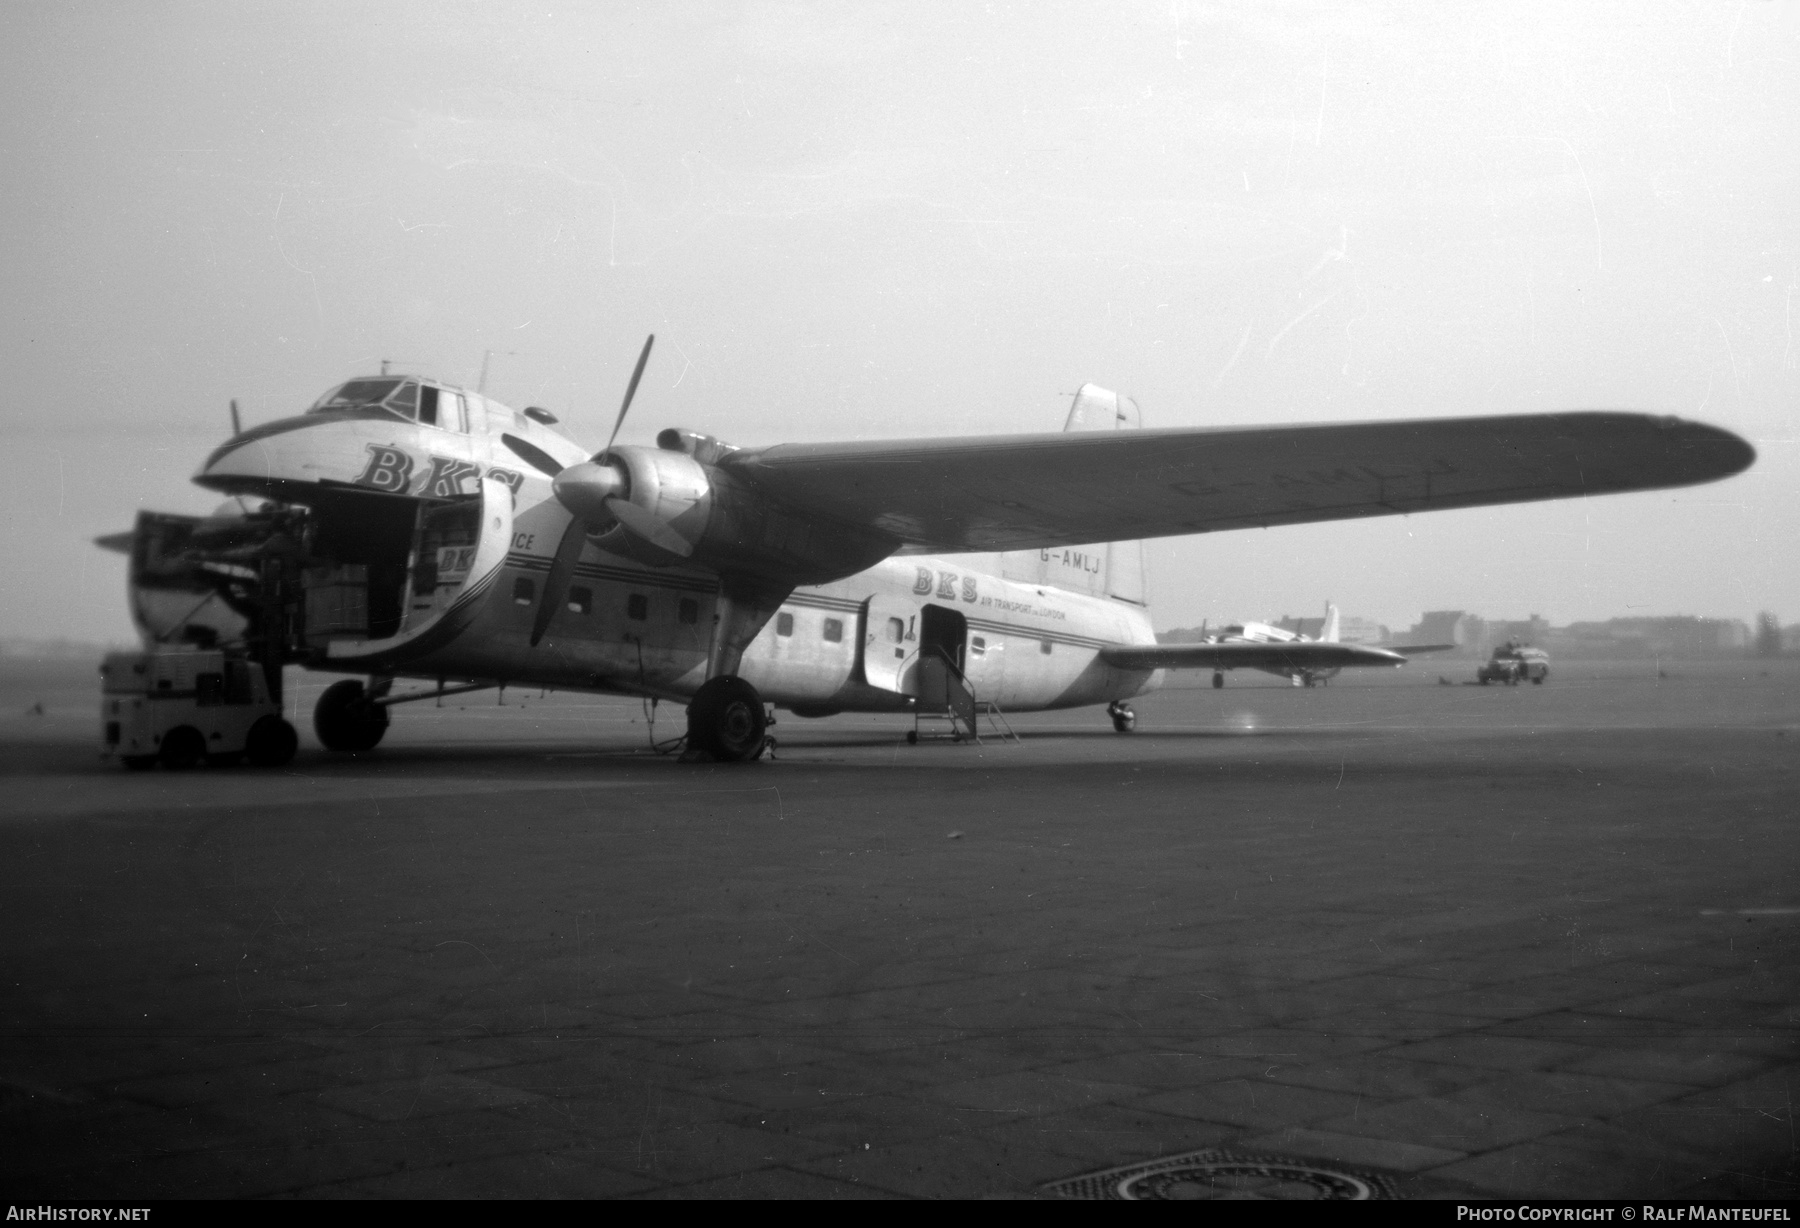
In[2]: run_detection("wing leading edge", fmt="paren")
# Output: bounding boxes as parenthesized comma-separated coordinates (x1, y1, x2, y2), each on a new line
(724, 412, 1753, 553)
(1100, 641, 1408, 672)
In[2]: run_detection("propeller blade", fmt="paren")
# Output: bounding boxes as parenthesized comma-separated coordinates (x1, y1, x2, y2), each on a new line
(500, 433, 566, 478)
(229, 399, 242, 436)
(601, 334, 654, 457)
(605, 496, 693, 558)
(529, 514, 589, 647)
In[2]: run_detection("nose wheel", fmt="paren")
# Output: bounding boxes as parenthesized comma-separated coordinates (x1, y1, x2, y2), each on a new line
(314, 679, 390, 752)
(1107, 701, 1136, 733)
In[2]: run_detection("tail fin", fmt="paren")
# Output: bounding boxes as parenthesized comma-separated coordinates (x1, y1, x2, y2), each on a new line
(999, 383, 1147, 604)
(1321, 602, 1341, 643)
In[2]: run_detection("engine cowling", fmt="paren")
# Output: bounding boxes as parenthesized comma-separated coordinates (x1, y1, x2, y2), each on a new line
(590, 441, 892, 583)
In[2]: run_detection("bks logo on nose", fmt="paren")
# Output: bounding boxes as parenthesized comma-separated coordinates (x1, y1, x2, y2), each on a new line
(356, 444, 414, 493)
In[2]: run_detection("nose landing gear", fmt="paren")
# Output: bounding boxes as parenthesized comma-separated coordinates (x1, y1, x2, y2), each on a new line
(1107, 701, 1136, 733)
(314, 679, 391, 752)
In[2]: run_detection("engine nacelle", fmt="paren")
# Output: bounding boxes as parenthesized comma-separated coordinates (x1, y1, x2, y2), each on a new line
(599, 443, 893, 583)
(601, 446, 714, 564)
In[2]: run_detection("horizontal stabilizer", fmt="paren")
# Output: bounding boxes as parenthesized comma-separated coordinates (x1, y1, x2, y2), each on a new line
(1101, 641, 1408, 672)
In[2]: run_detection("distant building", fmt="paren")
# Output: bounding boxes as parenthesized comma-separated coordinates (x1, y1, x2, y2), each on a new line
(1554, 616, 1749, 658)
(1399, 611, 1487, 656)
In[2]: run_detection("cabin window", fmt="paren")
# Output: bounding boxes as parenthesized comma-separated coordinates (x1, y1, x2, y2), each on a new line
(1040, 639, 1053, 655)
(776, 612, 795, 637)
(970, 636, 986, 657)
(885, 617, 904, 643)
(627, 593, 648, 621)
(418, 385, 440, 426)
(567, 586, 592, 615)
(678, 598, 699, 625)
(513, 578, 535, 606)
(822, 617, 843, 643)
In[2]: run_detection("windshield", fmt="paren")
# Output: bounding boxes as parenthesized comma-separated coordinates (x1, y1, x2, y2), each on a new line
(308, 378, 418, 418)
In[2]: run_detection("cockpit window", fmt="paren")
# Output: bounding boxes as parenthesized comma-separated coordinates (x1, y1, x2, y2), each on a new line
(310, 378, 402, 413)
(307, 378, 424, 420)
(385, 381, 419, 417)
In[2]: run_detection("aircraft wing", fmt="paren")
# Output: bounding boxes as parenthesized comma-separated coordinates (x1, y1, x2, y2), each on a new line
(1100, 641, 1408, 671)
(1388, 643, 1455, 657)
(724, 412, 1752, 552)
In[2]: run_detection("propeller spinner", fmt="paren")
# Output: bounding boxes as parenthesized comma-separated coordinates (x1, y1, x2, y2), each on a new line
(500, 334, 670, 646)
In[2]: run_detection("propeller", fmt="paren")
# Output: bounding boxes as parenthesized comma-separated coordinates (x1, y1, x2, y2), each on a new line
(229, 399, 242, 436)
(499, 334, 667, 646)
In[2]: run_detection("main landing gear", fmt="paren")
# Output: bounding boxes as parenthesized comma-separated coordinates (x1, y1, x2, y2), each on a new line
(314, 679, 390, 753)
(1212, 671, 1225, 689)
(685, 674, 771, 762)
(1108, 701, 1136, 733)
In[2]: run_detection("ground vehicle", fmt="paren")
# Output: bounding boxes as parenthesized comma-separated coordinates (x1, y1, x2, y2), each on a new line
(1478, 640, 1550, 686)
(100, 649, 298, 769)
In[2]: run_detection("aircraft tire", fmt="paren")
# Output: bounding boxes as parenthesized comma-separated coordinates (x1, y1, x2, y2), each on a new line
(1111, 713, 1136, 733)
(686, 675, 767, 763)
(1212, 672, 1224, 689)
(247, 716, 299, 767)
(315, 680, 390, 753)
(160, 726, 204, 771)
(906, 729, 918, 745)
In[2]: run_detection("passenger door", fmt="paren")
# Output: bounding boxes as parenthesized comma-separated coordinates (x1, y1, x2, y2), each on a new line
(860, 594, 918, 693)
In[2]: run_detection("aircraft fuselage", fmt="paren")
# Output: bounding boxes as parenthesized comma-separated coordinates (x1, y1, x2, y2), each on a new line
(191, 380, 1163, 716)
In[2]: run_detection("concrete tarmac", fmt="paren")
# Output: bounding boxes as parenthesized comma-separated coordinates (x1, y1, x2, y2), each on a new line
(1, 660, 1796, 1199)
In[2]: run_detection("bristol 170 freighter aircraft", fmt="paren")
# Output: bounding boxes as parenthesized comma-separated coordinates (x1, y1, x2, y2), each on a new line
(105, 336, 1753, 762)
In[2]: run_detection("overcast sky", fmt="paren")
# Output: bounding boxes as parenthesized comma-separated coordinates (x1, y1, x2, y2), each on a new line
(2, 0, 1794, 642)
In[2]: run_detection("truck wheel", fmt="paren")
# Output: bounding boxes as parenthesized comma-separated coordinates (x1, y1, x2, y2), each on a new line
(159, 726, 204, 771)
(1532, 674, 1545, 685)
(686, 675, 767, 762)
(121, 755, 158, 771)
(246, 716, 299, 767)
(314, 680, 389, 753)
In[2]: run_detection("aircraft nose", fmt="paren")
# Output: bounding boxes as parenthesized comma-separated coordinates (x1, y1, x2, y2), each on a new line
(194, 414, 351, 496)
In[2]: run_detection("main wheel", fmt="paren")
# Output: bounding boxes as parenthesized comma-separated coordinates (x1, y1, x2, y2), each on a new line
(1111, 712, 1136, 733)
(1212, 672, 1224, 690)
(314, 680, 390, 753)
(686, 675, 767, 762)
(246, 716, 299, 767)
(159, 726, 204, 771)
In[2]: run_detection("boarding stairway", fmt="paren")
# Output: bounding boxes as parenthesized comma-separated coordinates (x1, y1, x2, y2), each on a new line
(909, 648, 1020, 745)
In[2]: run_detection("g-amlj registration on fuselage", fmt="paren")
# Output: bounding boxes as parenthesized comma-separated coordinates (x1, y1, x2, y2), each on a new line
(108, 345, 1753, 762)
